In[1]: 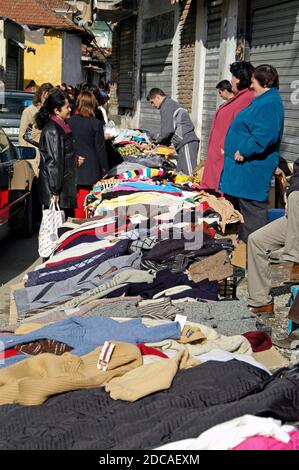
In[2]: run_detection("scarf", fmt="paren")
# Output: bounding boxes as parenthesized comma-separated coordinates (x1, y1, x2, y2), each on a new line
(50, 115, 72, 134)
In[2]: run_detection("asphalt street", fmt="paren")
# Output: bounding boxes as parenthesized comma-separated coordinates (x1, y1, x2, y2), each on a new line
(0, 232, 40, 326)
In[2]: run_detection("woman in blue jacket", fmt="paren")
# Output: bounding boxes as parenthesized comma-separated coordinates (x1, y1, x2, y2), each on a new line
(220, 64, 284, 242)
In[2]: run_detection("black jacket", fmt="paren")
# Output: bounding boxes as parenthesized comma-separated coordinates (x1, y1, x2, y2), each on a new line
(287, 157, 299, 197)
(68, 115, 108, 186)
(38, 120, 77, 209)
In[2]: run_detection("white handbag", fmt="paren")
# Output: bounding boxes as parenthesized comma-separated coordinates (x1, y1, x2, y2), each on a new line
(38, 201, 65, 258)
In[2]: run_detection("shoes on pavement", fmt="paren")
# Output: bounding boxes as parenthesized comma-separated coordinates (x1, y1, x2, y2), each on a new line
(248, 303, 274, 318)
(290, 263, 299, 281)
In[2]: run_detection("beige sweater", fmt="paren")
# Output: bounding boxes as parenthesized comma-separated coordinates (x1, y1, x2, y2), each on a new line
(0, 342, 142, 406)
(106, 349, 200, 402)
(18, 103, 41, 175)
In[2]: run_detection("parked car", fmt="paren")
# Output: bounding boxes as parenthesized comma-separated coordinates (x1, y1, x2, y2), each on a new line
(0, 126, 38, 241)
(0, 90, 34, 143)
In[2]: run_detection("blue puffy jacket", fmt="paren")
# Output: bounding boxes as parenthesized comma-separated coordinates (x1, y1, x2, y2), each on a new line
(220, 88, 284, 201)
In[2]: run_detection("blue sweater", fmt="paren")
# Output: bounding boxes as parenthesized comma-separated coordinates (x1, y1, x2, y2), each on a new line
(220, 88, 284, 201)
(0, 317, 181, 357)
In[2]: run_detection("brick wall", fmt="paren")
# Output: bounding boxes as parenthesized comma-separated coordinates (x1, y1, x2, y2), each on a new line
(177, 0, 197, 112)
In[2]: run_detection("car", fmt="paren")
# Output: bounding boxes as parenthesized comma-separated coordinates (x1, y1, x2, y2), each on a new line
(0, 126, 38, 241)
(0, 90, 34, 143)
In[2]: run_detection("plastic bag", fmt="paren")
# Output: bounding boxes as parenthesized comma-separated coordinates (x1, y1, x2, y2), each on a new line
(38, 202, 65, 258)
(104, 120, 117, 139)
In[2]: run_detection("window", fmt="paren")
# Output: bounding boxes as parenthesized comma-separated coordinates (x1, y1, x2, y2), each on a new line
(0, 93, 33, 116)
(0, 129, 14, 163)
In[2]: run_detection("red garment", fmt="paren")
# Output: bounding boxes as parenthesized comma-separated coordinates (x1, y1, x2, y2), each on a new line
(137, 344, 168, 359)
(202, 88, 254, 191)
(0, 189, 8, 207)
(0, 348, 20, 360)
(50, 115, 72, 134)
(74, 186, 91, 219)
(197, 201, 211, 213)
(242, 331, 272, 352)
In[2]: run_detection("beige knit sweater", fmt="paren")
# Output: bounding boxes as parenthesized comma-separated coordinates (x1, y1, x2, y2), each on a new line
(0, 342, 142, 406)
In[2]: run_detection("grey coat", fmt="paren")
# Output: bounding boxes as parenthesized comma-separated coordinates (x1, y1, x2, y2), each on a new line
(158, 96, 199, 151)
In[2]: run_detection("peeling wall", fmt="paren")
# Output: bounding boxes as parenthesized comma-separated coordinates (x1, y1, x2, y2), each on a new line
(24, 31, 62, 86)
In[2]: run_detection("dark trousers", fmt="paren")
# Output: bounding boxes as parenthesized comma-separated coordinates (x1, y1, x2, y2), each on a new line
(238, 198, 269, 243)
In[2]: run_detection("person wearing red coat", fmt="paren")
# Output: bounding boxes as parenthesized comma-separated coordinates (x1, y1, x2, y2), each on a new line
(201, 62, 255, 192)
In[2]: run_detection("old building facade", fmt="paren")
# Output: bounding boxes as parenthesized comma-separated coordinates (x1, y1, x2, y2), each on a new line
(105, 0, 299, 162)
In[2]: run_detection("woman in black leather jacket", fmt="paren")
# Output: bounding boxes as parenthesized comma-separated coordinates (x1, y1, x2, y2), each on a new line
(36, 89, 82, 213)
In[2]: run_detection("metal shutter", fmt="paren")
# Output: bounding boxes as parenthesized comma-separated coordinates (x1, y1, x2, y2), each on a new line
(118, 18, 135, 109)
(5, 57, 18, 91)
(140, 45, 173, 133)
(201, 0, 223, 159)
(250, 0, 299, 162)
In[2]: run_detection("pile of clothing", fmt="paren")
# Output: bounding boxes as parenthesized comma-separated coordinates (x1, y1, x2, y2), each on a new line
(112, 128, 177, 159)
(0, 158, 298, 451)
(112, 129, 154, 157)
(84, 168, 243, 232)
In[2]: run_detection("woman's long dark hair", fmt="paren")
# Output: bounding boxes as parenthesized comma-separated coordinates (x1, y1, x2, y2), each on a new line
(36, 89, 67, 129)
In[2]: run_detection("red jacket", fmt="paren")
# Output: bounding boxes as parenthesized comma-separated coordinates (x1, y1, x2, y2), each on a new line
(202, 88, 254, 191)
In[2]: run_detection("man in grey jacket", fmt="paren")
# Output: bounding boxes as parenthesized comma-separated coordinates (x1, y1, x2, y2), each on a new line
(147, 88, 199, 175)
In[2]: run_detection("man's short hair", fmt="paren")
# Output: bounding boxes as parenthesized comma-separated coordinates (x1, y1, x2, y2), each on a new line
(216, 80, 233, 93)
(146, 88, 166, 101)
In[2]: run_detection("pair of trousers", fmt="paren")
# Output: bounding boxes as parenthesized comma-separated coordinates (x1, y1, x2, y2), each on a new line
(247, 191, 299, 307)
(74, 186, 91, 219)
(238, 198, 269, 243)
(177, 141, 199, 175)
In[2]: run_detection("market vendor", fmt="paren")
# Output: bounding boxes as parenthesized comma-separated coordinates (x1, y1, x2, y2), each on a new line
(147, 88, 199, 175)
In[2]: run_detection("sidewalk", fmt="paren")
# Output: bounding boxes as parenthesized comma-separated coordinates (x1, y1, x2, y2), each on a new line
(237, 262, 299, 362)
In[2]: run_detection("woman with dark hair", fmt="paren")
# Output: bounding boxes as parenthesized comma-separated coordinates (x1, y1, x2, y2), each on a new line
(95, 89, 109, 123)
(92, 87, 122, 171)
(36, 89, 78, 215)
(220, 64, 284, 242)
(68, 91, 108, 218)
(66, 85, 76, 115)
(202, 62, 255, 192)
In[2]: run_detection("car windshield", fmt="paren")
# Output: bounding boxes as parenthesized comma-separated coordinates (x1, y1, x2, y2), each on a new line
(0, 93, 33, 116)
